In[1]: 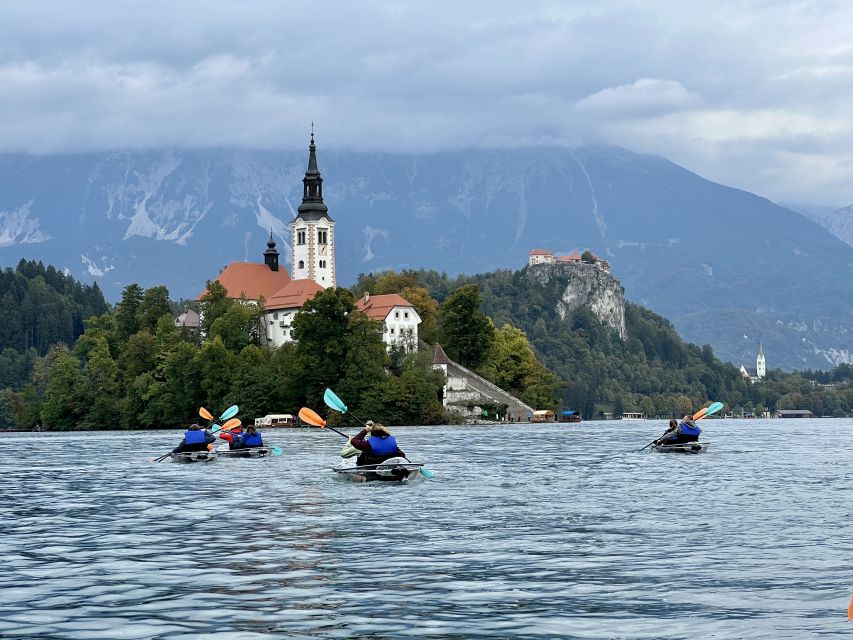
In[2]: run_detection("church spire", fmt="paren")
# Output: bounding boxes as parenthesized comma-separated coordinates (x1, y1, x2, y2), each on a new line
(295, 127, 332, 222)
(263, 229, 279, 271)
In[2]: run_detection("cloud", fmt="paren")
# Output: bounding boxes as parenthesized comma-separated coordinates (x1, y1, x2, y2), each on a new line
(1, 1, 853, 204)
(576, 79, 703, 117)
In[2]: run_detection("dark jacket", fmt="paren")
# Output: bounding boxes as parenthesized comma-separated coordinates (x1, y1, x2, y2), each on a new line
(173, 429, 216, 453)
(658, 422, 700, 445)
(350, 429, 406, 466)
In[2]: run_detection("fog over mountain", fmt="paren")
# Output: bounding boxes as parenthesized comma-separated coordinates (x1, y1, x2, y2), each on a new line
(1, 145, 852, 371)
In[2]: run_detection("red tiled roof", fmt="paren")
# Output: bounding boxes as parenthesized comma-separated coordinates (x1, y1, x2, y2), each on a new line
(265, 279, 324, 310)
(529, 249, 553, 256)
(197, 262, 291, 301)
(557, 252, 582, 262)
(356, 293, 415, 322)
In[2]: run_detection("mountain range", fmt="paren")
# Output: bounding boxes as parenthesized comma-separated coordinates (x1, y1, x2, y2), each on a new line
(1, 145, 852, 371)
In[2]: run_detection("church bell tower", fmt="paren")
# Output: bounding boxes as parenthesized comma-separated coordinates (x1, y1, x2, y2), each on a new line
(756, 342, 766, 379)
(290, 129, 336, 288)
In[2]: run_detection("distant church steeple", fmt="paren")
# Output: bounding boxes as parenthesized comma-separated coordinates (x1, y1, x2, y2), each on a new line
(290, 127, 336, 288)
(756, 341, 766, 379)
(264, 230, 279, 271)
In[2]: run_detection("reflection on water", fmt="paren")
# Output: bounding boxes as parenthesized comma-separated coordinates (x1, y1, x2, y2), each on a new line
(1, 420, 852, 638)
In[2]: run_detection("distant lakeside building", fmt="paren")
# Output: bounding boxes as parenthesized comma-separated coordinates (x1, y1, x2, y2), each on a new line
(193, 132, 420, 351)
(740, 343, 766, 383)
(527, 248, 610, 271)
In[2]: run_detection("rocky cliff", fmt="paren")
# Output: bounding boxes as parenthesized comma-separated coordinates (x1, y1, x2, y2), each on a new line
(525, 262, 627, 340)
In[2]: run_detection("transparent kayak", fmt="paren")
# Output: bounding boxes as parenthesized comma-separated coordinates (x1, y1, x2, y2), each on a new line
(332, 457, 423, 482)
(217, 447, 270, 459)
(652, 442, 709, 454)
(170, 451, 218, 463)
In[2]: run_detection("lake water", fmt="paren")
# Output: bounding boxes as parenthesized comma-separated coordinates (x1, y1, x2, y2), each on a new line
(2, 419, 852, 639)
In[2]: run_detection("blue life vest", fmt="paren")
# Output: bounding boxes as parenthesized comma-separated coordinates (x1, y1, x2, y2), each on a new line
(185, 429, 206, 445)
(369, 434, 398, 456)
(679, 421, 702, 437)
(229, 432, 245, 449)
(244, 432, 263, 447)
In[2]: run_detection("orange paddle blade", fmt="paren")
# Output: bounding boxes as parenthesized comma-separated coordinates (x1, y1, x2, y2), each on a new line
(298, 407, 326, 427)
(221, 418, 241, 432)
(199, 407, 214, 421)
(692, 407, 708, 420)
(848, 592, 853, 620)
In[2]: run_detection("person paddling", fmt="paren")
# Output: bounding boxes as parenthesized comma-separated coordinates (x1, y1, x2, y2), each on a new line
(173, 423, 216, 453)
(350, 421, 406, 466)
(655, 416, 701, 446)
(242, 425, 264, 448)
(218, 426, 246, 450)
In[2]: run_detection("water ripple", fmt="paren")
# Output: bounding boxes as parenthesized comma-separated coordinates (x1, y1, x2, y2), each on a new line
(2, 420, 852, 638)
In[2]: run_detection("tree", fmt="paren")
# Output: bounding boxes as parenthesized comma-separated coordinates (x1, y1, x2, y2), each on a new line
(199, 280, 233, 337)
(290, 288, 357, 410)
(41, 346, 81, 429)
(208, 303, 262, 352)
(581, 250, 596, 263)
(439, 284, 495, 368)
(139, 285, 173, 333)
(115, 284, 144, 341)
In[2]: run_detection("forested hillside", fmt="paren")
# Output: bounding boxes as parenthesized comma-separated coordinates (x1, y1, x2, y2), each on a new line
(0, 260, 108, 389)
(358, 268, 853, 418)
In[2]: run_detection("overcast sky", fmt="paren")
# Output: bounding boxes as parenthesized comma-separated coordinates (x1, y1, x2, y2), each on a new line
(1, 0, 852, 206)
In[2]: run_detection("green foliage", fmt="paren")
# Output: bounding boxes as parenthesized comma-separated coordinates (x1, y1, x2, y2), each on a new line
(439, 284, 495, 368)
(0, 260, 107, 361)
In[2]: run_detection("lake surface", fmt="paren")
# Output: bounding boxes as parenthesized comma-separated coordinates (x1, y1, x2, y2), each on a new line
(2, 419, 852, 639)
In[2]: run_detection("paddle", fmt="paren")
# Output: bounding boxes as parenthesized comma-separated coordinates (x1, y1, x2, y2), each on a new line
(323, 388, 370, 428)
(637, 402, 726, 452)
(298, 407, 350, 438)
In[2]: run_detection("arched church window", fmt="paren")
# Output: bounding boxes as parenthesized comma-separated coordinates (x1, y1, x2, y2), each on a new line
(298, 260, 305, 269)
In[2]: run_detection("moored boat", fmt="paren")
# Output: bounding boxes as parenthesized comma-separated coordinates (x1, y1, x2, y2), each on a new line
(170, 451, 219, 463)
(217, 447, 271, 459)
(332, 457, 423, 482)
(652, 442, 709, 454)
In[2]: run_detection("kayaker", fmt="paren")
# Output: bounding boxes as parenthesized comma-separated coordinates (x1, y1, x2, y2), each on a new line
(350, 422, 406, 466)
(242, 425, 264, 448)
(655, 416, 701, 445)
(172, 424, 216, 453)
(218, 427, 246, 450)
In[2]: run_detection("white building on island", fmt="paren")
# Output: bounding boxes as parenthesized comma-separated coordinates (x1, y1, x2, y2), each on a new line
(740, 343, 767, 383)
(356, 293, 422, 352)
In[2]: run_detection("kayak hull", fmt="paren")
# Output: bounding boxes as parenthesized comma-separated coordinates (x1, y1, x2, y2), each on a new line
(653, 442, 709, 454)
(217, 447, 270, 459)
(333, 457, 423, 482)
(170, 451, 218, 463)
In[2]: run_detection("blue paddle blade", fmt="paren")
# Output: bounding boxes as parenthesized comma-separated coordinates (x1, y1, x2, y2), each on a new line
(219, 405, 239, 421)
(271, 447, 283, 456)
(323, 388, 348, 413)
(209, 423, 222, 434)
(419, 467, 435, 479)
(705, 402, 724, 417)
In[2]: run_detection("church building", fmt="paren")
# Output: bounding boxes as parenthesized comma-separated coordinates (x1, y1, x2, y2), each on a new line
(197, 131, 420, 350)
(740, 343, 766, 383)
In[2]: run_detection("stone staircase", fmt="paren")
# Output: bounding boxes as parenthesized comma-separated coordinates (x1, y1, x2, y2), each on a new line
(432, 344, 534, 421)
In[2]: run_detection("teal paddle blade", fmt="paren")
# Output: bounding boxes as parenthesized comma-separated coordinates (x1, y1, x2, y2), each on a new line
(419, 467, 435, 479)
(705, 402, 724, 417)
(323, 388, 347, 413)
(219, 405, 239, 421)
(271, 447, 283, 456)
(209, 423, 222, 434)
